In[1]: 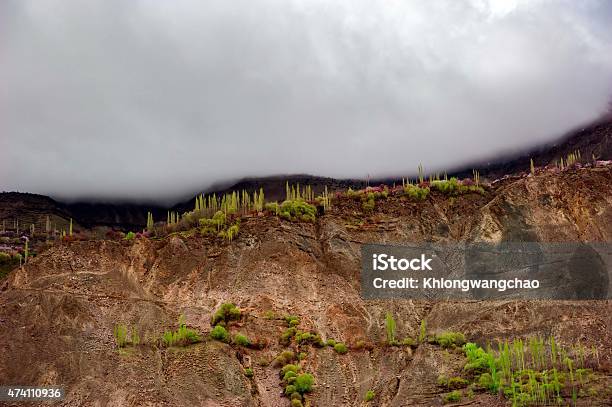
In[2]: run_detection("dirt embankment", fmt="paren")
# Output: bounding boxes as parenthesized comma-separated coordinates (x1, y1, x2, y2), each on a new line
(0, 167, 611, 406)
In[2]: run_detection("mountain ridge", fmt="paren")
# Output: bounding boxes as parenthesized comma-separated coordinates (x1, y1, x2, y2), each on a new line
(2, 116, 611, 230)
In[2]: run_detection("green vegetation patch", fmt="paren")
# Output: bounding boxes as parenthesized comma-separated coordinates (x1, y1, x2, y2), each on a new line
(233, 332, 251, 347)
(273, 351, 296, 367)
(434, 332, 466, 348)
(294, 373, 314, 394)
(438, 375, 469, 390)
(124, 231, 136, 240)
(295, 331, 325, 347)
(278, 200, 317, 222)
(210, 325, 230, 342)
(385, 312, 397, 345)
(333, 342, 348, 354)
(443, 390, 462, 404)
(404, 184, 430, 200)
(211, 302, 241, 326)
(461, 337, 603, 406)
(162, 315, 201, 347)
(285, 315, 300, 326)
(280, 327, 297, 346)
(113, 324, 140, 348)
(430, 177, 484, 196)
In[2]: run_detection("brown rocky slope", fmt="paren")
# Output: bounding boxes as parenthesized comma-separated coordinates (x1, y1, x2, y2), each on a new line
(0, 167, 611, 406)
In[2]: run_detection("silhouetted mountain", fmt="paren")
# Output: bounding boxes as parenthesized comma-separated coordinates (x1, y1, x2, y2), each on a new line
(0, 192, 164, 232)
(450, 115, 612, 180)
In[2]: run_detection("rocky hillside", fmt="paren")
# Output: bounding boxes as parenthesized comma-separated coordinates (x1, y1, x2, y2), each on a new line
(0, 167, 611, 406)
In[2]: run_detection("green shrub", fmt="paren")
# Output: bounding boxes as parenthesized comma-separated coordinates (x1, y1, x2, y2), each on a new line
(431, 178, 484, 196)
(284, 384, 297, 395)
(478, 373, 493, 389)
(278, 200, 317, 222)
(244, 368, 254, 378)
(113, 324, 129, 348)
(233, 333, 250, 347)
(265, 202, 279, 214)
(463, 343, 494, 374)
(294, 373, 314, 394)
(0, 252, 12, 264)
(362, 198, 375, 212)
(280, 327, 297, 345)
(200, 211, 226, 229)
(283, 370, 298, 383)
(218, 221, 240, 241)
(124, 231, 136, 240)
(281, 364, 300, 377)
(364, 389, 375, 401)
(346, 188, 358, 198)
(273, 351, 295, 367)
(313, 334, 325, 347)
(295, 331, 324, 347)
(162, 316, 201, 347)
(404, 185, 430, 200)
(443, 390, 461, 403)
(295, 332, 311, 344)
(162, 315, 201, 346)
(210, 325, 229, 342)
(326, 339, 337, 347)
(438, 375, 448, 386)
(285, 315, 300, 326)
(290, 399, 303, 407)
(211, 303, 241, 326)
(333, 343, 348, 354)
(290, 392, 302, 401)
(435, 332, 466, 348)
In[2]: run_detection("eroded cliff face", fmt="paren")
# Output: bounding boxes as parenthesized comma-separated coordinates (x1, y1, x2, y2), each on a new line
(1, 167, 611, 406)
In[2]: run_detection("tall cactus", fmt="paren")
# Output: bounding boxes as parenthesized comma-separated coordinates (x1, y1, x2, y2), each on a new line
(418, 163, 424, 184)
(147, 211, 154, 231)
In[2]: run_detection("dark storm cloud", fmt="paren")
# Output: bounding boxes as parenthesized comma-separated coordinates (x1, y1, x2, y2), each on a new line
(1, 0, 612, 203)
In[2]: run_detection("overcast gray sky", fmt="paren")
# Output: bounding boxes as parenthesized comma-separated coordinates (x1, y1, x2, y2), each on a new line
(1, 0, 612, 203)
